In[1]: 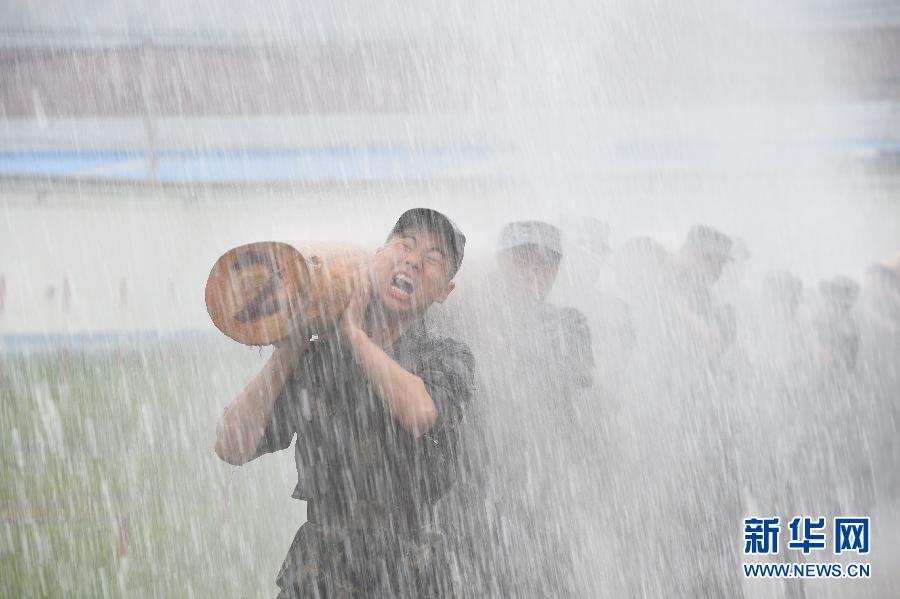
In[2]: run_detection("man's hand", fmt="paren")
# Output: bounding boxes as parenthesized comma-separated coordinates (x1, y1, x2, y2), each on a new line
(215, 333, 310, 466)
(339, 262, 372, 345)
(273, 329, 311, 358)
(336, 262, 437, 437)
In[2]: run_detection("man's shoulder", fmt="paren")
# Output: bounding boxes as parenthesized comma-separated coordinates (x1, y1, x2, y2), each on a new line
(540, 302, 590, 329)
(414, 326, 474, 365)
(558, 304, 589, 321)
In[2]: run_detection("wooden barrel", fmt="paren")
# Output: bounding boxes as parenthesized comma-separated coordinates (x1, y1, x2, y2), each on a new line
(205, 241, 369, 346)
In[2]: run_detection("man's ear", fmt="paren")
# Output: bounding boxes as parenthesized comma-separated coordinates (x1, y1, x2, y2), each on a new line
(434, 281, 455, 304)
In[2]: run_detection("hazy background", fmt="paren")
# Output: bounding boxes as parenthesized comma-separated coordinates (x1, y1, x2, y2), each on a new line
(1, 0, 898, 596)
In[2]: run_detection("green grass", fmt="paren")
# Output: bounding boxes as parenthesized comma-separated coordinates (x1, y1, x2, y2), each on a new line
(1, 341, 304, 598)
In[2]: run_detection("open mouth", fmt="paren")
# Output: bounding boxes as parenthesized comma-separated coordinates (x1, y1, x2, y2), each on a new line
(391, 273, 415, 297)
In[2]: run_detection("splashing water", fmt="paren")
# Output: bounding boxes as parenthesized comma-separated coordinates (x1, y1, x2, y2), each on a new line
(2, 1, 899, 597)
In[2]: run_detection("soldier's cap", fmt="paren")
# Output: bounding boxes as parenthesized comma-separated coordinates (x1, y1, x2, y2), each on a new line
(498, 220, 562, 258)
(389, 208, 466, 278)
(682, 224, 733, 259)
(819, 275, 860, 306)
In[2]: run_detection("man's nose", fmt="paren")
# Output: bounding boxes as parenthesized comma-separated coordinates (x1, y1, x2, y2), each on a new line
(404, 250, 423, 271)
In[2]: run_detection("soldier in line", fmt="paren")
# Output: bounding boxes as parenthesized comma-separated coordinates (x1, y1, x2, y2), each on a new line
(672, 224, 739, 352)
(609, 226, 745, 599)
(554, 217, 635, 404)
(814, 275, 862, 375)
(859, 263, 900, 505)
(448, 220, 595, 598)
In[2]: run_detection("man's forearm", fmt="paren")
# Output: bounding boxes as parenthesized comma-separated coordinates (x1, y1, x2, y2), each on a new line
(346, 330, 437, 437)
(215, 341, 306, 465)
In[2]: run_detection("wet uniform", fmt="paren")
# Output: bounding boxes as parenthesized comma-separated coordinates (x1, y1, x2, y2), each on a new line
(451, 297, 594, 598)
(255, 322, 475, 598)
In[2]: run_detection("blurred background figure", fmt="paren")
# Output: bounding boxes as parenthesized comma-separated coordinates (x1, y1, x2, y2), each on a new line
(606, 236, 676, 317)
(551, 217, 639, 592)
(555, 216, 634, 400)
(859, 262, 900, 505)
(673, 224, 739, 353)
(814, 275, 862, 375)
(743, 270, 810, 371)
(790, 274, 875, 574)
(602, 228, 746, 599)
(5, 1, 900, 596)
(861, 263, 900, 337)
(678, 225, 734, 288)
(763, 270, 805, 319)
(735, 269, 815, 564)
(715, 236, 752, 305)
(444, 220, 595, 598)
(494, 220, 594, 388)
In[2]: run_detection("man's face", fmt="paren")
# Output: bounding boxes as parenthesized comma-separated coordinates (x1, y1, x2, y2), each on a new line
(497, 244, 561, 301)
(371, 227, 455, 317)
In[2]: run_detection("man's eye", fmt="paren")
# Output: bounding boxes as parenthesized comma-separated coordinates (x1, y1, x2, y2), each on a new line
(401, 242, 414, 252)
(425, 253, 443, 266)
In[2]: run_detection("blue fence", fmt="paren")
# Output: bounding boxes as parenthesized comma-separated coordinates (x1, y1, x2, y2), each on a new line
(0, 146, 495, 183)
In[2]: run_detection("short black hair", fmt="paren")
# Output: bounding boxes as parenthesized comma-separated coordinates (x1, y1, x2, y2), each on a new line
(389, 208, 466, 278)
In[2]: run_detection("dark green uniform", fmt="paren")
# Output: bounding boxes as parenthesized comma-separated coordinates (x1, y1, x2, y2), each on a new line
(444, 296, 594, 598)
(255, 322, 475, 598)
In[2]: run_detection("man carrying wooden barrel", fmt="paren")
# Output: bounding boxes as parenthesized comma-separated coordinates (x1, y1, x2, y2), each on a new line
(214, 208, 474, 598)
